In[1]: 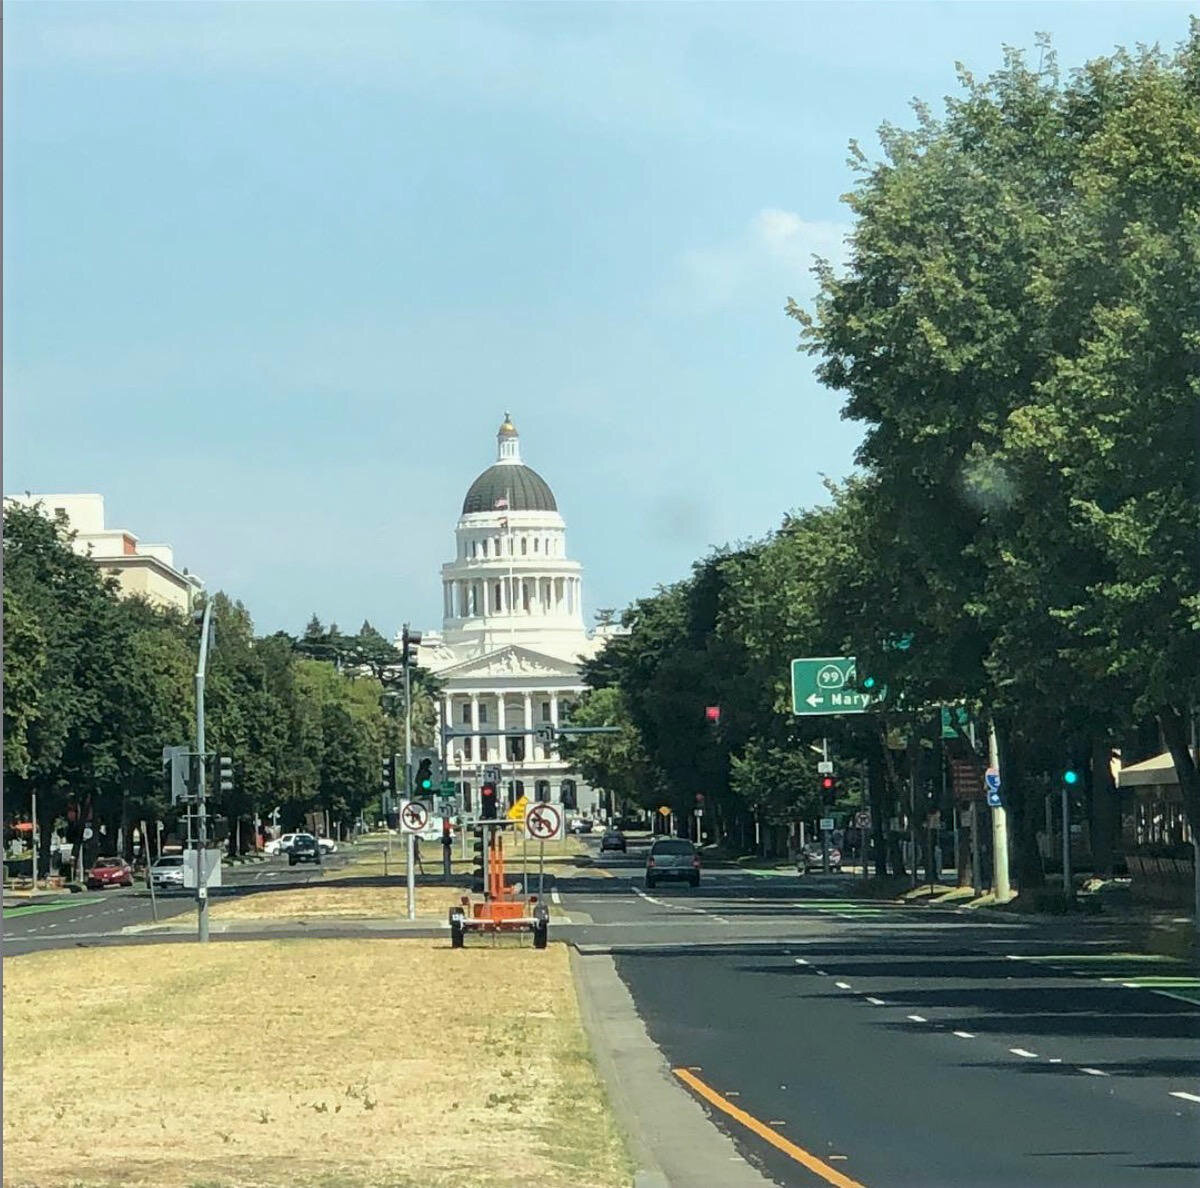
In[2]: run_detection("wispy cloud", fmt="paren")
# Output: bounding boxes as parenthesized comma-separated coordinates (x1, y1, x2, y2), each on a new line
(675, 208, 850, 313)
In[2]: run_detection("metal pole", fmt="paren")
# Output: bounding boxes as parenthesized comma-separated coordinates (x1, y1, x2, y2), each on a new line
(862, 769, 869, 882)
(1061, 780, 1073, 901)
(143, 819, 159, 923)
(821, 737, 830, 874)
(971, 802, 982, 897)
(539, 839, 545, 898)
(195, 598, 215, 943)
(909, 715, 918, 889)
(406, 831, 416, 920)
(31, 792, 38, 893)
(988, 716, 1012, 902)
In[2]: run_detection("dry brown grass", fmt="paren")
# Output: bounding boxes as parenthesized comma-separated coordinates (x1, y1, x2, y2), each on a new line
(211, 883, 462, 922)
(3, 940, 632, 1188)
(340, 835, 612, 882)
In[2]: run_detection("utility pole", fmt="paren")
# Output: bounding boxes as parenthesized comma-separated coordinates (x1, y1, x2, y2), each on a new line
(988, 716, 1012, 903)
(194, 598, 215, 943)
(402, 624, 420, 922)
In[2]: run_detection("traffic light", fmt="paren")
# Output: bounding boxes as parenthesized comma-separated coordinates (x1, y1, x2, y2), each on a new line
(401, 624, 422, 667)
(382, 755, 396, 795)
(820, 774, 838, 803)
(481, 782, 498, 820)
(1062, 767, 1080, 786)
(216, 755, 234, 795)
(471, 826, 485, 892)
(705, 706, 721, 724)
(415, 758, 434, 795)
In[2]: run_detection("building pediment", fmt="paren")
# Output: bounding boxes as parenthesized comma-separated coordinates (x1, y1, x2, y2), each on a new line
(435, 644, 583, 680)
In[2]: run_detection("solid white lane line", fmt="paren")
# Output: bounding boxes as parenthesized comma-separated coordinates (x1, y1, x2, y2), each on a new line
(1010, 1048, 1039, 1059)
(1169, 1091, 1200, 1103)
(835, 981, 852, 990)
(907, 1014, 927, 1023)
(953, 1031, 975, 1039)
(866, 997, 886, 1006)
(1080, 1067, 1109, 1077)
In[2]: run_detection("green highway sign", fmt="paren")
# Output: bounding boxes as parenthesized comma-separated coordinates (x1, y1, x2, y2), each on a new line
(790, 656, 881, 716)
(940, 706, 971, 740)
(439, 780, 457, 794)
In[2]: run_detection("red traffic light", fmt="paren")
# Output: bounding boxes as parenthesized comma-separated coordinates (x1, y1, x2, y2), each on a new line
(481, 782, 498, 820)
(705, 706, 721, 723)
(820, 776, 835, 791)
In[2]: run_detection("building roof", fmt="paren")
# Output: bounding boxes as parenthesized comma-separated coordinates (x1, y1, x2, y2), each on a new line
(462, 463, 557, 514)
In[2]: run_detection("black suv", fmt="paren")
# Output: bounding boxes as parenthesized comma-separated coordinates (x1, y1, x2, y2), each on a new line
(288, 834, 321, 866)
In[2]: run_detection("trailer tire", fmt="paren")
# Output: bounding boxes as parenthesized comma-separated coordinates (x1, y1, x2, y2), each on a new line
(532, 920, 549, 950)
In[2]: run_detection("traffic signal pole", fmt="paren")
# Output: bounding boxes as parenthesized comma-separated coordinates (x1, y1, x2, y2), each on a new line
(821, 738, 831, 874)
(404, 629, 416, 922)
(194, 598, 215, 944)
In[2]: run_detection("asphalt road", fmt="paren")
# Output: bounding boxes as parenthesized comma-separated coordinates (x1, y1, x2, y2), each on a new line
(563, 836, 1200, 1188)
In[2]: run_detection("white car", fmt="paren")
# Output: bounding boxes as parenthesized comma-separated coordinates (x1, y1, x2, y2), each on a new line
(148, 855, 185, 889)
(265, 833, 337, 856)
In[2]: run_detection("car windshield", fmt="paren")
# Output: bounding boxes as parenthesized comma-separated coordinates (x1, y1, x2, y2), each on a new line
(652, 840, 694, 856)
(93, 858, 121, 868)
(154, 857, 183, 868)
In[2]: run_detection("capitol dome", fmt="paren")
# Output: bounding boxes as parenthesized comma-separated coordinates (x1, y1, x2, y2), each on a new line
(460, 413, 558, 514)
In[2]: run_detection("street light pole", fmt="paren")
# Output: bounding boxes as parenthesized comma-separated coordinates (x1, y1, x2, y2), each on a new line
(988, 716, 1012, 903)
(194, 598, 215, 943)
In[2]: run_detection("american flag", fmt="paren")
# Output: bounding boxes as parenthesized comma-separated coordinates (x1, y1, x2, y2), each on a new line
(494, 495, 509, 510)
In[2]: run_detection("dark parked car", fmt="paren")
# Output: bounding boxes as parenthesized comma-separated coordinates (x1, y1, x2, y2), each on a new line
(600, 830, 627, 853)
(646, 838, 700, 888)
(288, 834, 321, 866)
(799, 842, 841, 873)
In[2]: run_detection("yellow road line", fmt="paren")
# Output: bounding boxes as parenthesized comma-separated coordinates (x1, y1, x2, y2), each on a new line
(672, 1067, 867, 1188)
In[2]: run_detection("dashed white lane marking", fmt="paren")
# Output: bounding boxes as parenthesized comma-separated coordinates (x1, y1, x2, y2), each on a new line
(1048, 1058, 1062, 1064)
(816, 970, 828, 976)
(550, 890, 562, 905)
(835, 981, 852, 990)
(1169, 1091, 1200, 1103)
(1010, 1048, 1039, 1059)
(866, 997, 886, 1006)
(1080, 1067, 1109, 1077)
(631, 885, 729, 923)
(794, 958, 808, 965)
(907, 1014, 927, 1023)
(953, 1031, 975, 1039)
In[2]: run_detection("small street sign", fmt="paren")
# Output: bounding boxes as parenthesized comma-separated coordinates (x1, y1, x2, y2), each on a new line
(791, 657, 880, 716)
(439, 780, 456, 794)
(987, 789, 1003, 808)
(657, 806, 671, 817)
(817, 760, 834, 774)
(525, 802, 563, 841)
(984, 767, 1001, 792)
(819, 817, 835, 831)
(940, 705, 971, 740)
(483, 766, 501, 785)
(854, 810, 871, 829)
(399, 801, 429, 833)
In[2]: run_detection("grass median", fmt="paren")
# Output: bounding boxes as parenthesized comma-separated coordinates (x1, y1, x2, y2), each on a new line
(3, 939, 632, 1188)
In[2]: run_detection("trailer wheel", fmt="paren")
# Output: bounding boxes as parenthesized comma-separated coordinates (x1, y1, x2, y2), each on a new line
(532, 920, 549, 950)
(449, 909, 465, 949)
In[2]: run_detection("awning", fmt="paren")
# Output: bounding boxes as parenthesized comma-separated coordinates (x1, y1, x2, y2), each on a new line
(1116, 750, 1196, 790)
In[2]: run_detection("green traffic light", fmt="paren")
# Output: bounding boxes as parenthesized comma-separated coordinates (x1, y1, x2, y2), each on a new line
(1063, 769, 1080, 785)
(862, 676, 876, 690)
(421, 779, 432, 790)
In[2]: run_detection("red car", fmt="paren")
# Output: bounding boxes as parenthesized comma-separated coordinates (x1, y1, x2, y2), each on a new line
(86, 857, 134, 890)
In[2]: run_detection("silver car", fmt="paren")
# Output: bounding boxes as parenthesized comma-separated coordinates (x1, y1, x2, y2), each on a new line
(149, 854, 185, 890)
(646, 838, 700, 889)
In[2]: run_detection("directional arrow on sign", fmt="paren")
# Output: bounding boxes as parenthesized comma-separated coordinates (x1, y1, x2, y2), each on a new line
(806, 693, 824, 708)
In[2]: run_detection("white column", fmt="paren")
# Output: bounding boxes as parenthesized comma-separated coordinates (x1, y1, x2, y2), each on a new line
(523, 692, 534, 765)
(443, 695, 453, 761)
(470, 693, 480, 765)
(550, 690, 560, 734)
(497, 695, 507, 764)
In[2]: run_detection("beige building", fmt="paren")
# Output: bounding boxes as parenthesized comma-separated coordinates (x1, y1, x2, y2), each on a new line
(6, 493, 203, 613)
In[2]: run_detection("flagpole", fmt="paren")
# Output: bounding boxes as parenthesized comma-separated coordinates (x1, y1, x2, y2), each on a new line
(507, 487, 515, 646)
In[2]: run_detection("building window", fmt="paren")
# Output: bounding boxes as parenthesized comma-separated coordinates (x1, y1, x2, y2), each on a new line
(461, 704, 471, 724)
(521, 537, 527, 556)
(471, 541, 477, 559)
(483, 539, 489, 557)
(461, 783, 472, 812)
(463, 738, 473, 761)
(494, 537, 501, 555)
(541, 702, 552, 723)
(479, 704, 488, 724)
(534, 538, 539, 553)
(480, 739, 489, 761)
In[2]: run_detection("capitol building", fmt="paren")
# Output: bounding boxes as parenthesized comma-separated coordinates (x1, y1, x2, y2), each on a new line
(411, 415, 619, 818)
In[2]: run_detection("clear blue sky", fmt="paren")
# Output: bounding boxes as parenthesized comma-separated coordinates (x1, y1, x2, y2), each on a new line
(5, 2, 1193, 637)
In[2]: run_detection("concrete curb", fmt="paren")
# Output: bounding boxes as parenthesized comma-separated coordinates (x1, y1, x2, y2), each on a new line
(569, 945, 777, 1188)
